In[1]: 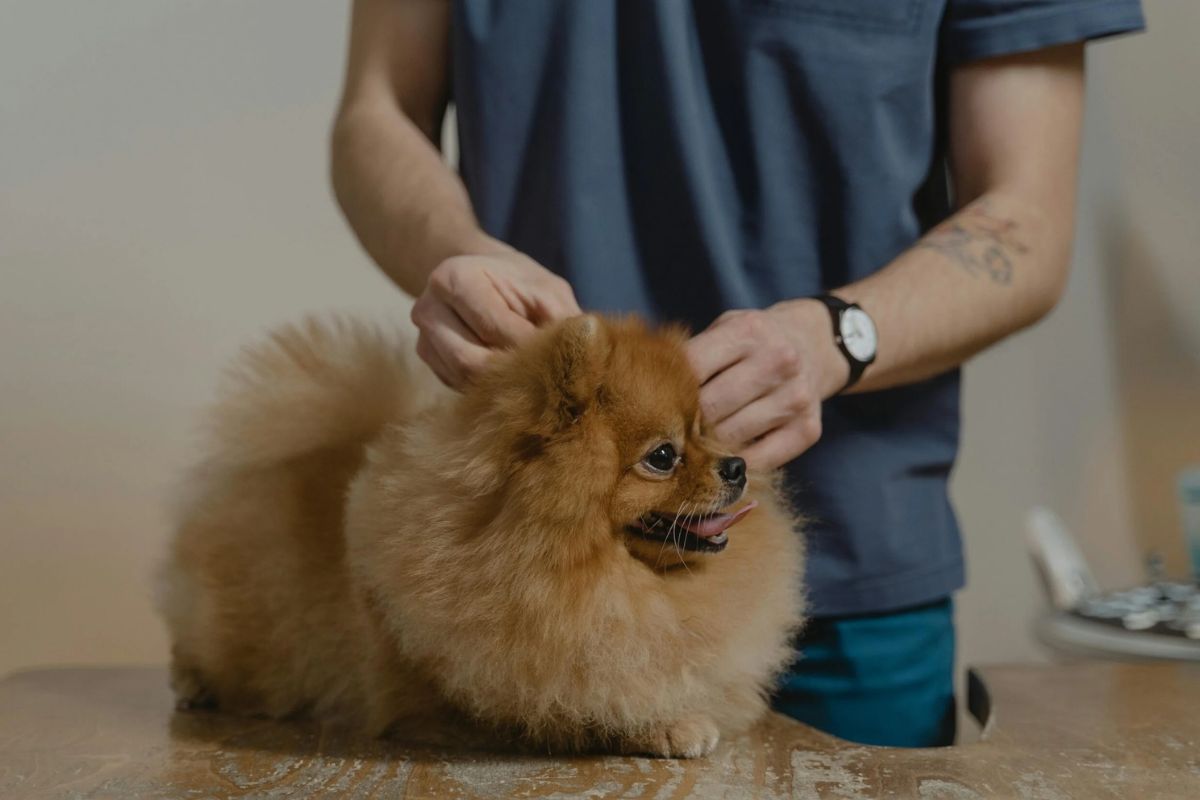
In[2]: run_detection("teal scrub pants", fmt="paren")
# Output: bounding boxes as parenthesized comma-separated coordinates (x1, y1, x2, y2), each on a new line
(772, 598, 956, 748)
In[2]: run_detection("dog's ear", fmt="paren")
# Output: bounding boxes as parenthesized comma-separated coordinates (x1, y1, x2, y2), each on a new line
(542, 314, 609, 426)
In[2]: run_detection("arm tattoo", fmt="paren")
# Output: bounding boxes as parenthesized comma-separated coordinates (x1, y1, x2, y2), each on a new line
(915, 201, 1028, 286)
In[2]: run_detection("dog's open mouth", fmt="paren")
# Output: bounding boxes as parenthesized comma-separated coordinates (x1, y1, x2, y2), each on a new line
(625, 501, 758, 553)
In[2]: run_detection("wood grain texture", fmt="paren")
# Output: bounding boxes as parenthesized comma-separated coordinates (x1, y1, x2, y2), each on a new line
(1, 663, 1197, 799)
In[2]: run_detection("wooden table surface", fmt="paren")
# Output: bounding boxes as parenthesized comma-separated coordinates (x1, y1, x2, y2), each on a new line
(1, 662, 1197, 799)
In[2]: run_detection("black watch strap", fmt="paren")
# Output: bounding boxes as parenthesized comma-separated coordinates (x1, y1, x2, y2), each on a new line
(812, 294, 872, 395)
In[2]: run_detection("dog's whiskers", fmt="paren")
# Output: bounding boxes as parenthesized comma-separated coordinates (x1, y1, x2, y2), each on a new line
(667, 503, 686, 566)
(672, 501, 696, 577)
(653, 499, 686, 570)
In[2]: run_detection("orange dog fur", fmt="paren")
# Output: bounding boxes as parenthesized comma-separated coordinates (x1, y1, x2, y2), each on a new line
(160, 314, 805, 757)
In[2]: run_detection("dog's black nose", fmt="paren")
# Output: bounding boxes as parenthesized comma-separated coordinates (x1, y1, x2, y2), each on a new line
(718, 457, 746, 487)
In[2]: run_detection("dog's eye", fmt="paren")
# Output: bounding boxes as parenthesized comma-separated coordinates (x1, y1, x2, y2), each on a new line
(643, 444, 678, 473)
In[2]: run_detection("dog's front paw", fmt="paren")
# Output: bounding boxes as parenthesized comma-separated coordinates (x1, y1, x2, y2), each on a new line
(625, 714, 720, 759)
(170, 663, 217, 711)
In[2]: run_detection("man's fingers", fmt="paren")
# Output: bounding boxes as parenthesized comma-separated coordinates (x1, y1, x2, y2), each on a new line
(739, 430, 798, 472)
(416, 332, 460, 389)
(686, 324, 750, 385)
(525, 274, 581, 323)
(739, 416, 823, 471)
(711, 391, 798, 450)
(697, 359, 778, 426)
(413, 299, 494, 387)
(534, 294, 581, 323)
(431, 270, 538, 348)
(549, 281, 582, 318)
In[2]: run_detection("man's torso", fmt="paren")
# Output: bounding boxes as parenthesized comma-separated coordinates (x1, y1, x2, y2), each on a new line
(450, 0, 965, 615)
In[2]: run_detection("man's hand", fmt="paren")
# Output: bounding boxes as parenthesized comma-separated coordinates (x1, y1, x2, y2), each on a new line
(331, 2, 580, 389)
(686, 301, 848, 471)
(410, 248, 581, 388)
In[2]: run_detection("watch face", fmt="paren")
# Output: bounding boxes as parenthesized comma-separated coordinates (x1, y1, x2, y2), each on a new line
(839, 307, 877, 363)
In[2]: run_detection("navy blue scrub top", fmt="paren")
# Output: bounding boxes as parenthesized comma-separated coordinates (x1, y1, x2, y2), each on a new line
(449, 0, 1145, 616)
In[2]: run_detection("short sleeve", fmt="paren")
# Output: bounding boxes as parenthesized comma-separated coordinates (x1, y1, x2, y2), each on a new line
(942, 0, 1146, 65)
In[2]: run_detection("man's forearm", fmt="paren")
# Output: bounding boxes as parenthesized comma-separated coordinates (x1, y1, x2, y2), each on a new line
(330, 0, 583, 390)
(829, 187, 1073, 393)
(687, 44, 1082, 468)
(330, 104, 505, 297)
(782, 44, 1086, 396)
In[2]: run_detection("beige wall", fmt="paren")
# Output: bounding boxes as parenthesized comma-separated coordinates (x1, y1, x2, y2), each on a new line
(2, 2, 1195, 679)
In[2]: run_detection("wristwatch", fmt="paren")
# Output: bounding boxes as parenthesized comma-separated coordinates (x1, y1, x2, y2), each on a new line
(812, 294, 877, 394)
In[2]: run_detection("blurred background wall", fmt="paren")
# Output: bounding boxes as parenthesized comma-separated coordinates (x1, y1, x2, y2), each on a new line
(1, 2, 1196, 680)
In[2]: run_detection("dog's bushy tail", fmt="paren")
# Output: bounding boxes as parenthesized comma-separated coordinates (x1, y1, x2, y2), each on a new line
(199, 315, 440, 470)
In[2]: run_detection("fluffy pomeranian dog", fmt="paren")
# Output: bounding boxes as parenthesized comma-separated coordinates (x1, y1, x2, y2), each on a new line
(160, 313, 805, 758)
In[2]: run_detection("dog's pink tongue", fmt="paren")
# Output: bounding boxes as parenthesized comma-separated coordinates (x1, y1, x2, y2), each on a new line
(681, 501, 758, 538)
